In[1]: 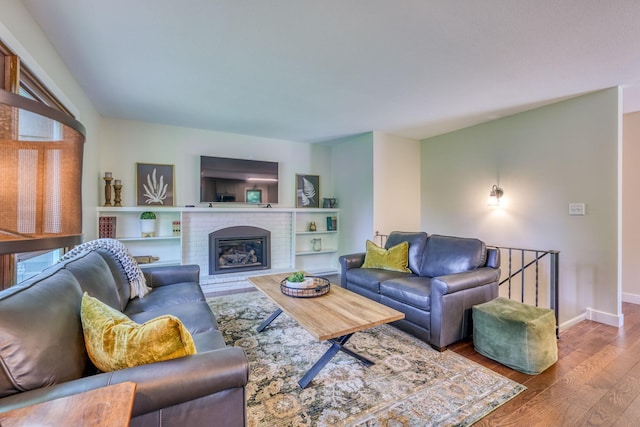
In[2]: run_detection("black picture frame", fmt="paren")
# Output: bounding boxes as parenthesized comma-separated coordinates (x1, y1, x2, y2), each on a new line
(296, 174, 319, 208)
(136, 163, 175, 206)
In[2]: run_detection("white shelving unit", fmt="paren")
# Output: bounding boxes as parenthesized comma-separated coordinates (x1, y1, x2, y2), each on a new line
(96, 207, 183, 268)
(293, 209, 339, 273)
(96, 206, 340, 274)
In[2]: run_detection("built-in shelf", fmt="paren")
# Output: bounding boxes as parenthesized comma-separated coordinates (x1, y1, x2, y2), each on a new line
(118, 236, 181, 242)
(96, 206, 340, 275)
(295, 249, 338, 256)
(295, 231, 338, 236)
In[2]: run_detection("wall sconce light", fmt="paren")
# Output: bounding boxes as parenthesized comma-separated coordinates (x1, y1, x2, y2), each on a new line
(488, 184, 504, 206)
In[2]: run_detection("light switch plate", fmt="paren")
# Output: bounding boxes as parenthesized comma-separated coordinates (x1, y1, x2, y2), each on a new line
(569, 203, 585, 216)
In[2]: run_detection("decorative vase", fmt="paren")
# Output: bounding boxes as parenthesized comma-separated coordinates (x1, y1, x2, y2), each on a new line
(140, 211, 157, 237)
(140, 219, 156, 237)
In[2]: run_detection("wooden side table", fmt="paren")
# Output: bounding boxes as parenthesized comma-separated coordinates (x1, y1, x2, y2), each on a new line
(0, 381, 136, 427)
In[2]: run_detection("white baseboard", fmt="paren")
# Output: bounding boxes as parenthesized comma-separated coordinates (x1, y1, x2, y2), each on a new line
(586, 307, 624, 327)
(559, 313, 586, 332)
(622, 292, 640, 305)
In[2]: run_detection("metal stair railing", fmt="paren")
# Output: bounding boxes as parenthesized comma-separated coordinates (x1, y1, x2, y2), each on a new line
(494, 246, 560, 338)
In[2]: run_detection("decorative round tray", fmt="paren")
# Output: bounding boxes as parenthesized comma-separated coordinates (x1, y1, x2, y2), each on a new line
(280, 276, 330, 298)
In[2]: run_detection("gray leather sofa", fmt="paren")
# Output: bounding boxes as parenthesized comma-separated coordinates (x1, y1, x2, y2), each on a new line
(0, 247, 248, 427)
(340, 232, 500, 350)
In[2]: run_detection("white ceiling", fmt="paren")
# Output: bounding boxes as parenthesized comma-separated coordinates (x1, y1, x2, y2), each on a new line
(21, 0, 640, 142)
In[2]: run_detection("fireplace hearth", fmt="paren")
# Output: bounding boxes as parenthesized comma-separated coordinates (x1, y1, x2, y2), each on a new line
(209, 226, 271, 275)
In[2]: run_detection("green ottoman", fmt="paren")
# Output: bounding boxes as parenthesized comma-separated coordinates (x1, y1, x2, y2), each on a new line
(472, 297, 558, 375)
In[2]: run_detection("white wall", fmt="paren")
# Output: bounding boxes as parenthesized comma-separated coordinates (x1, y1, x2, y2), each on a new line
(622, 111, 640, 303)
(421, 88, 621, 326)
(93, 118, 332, 239)
(0, 1, 102, 241)
(373, 132, 421, 236)
(327, 132, 374, 256)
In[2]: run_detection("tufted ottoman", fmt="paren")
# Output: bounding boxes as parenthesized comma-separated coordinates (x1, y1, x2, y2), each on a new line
(472, 297, 558, 375)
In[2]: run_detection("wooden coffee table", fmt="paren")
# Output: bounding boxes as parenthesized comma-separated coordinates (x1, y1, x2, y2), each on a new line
(248, 272, 404, 388)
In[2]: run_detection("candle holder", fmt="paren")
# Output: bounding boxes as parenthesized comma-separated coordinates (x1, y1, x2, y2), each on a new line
(113, 182, 122, 207)
(103, 176, 113, 206)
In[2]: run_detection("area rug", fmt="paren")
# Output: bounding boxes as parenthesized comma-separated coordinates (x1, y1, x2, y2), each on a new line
(208, 291, 525, 426)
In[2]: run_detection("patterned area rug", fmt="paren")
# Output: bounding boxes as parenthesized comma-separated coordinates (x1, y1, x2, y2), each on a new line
(208, 291, 525, 426)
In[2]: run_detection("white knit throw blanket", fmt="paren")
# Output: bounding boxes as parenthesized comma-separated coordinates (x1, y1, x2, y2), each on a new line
(59, 238, 151, 299)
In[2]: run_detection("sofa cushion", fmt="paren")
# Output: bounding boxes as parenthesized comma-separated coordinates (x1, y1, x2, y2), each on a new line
(380, 276, 432, 311)
(124, 281, 205, 315)
(81, 293, 196, 372)
(420, 234, 487, 278)
(385, 231, 428, 274)
(346, 268, 415, 294)
(191, 330, 228, 353)
(61, 250, 123, 310)
(362, 240, 411, 273)
(0, 270, 88, 398)
(94, 248, 132, 308)
(128, 301, 219, 335)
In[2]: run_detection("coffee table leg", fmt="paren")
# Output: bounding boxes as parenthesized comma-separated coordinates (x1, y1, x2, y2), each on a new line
(298, 333, 374, 389)
(257, 308, 283, 332)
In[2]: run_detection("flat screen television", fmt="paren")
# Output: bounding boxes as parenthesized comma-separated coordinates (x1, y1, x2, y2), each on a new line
(200, 156, 279, 204)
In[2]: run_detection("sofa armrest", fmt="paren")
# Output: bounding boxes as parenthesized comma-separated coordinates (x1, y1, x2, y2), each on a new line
(339, 253, 365, 286)
(0, 347, 248, 417)
(142, 264, 200, 288)
(114, 347, 248, 417)
(430, 267, 500, 296)
(428, 268, 501, 349)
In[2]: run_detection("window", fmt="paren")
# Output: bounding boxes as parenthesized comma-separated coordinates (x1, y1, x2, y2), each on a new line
(15, 249, 63, 283)
(0, 38, 85, 288)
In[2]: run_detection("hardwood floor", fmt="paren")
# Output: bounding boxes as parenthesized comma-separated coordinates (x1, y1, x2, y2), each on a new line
(449, 302, 640, 426)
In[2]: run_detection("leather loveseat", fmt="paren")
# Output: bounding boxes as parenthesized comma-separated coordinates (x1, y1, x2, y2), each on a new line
(0, 246, 248, 426)
(339, 232, 500, 350)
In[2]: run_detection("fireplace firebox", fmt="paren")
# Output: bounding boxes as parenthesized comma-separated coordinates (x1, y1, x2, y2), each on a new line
(209, 226, 271, 275)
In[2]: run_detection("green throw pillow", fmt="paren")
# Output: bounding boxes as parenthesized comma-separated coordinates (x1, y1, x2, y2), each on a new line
(80, 293, 196, 372)
(362, 240, 411, 273)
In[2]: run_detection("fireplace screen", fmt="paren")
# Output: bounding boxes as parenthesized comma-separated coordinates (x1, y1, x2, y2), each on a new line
(209, 226, 270, 275)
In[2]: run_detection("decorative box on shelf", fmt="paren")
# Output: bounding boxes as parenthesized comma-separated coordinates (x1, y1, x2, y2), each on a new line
(98, 216, 117, 239)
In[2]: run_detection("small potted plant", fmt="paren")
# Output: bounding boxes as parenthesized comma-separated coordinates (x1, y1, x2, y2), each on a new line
(140, 211, 157, 237)
(286, 271, 313, 289)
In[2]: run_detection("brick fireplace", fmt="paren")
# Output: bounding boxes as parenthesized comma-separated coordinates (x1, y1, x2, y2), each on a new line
(181, 210, 293, 282)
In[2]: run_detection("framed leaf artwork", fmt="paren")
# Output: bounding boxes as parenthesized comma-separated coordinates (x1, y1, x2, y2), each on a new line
(296, 174, 319, 208)
(136, 163, 175, 206)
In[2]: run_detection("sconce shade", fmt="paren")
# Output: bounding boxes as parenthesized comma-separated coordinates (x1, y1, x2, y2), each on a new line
(0, 89, 85, 255)
(488, 184, 504, 206)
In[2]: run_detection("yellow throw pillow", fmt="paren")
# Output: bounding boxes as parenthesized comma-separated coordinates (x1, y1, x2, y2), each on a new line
(80, 292, 196, 372)
(361, 240, 411, 273)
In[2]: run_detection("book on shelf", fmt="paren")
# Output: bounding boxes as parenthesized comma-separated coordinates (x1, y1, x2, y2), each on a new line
(98, 216, 117, 239)
(326, 216, 338, 231)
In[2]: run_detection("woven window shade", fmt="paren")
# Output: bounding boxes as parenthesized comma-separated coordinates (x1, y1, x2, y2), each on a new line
(0, 89, 85, 255)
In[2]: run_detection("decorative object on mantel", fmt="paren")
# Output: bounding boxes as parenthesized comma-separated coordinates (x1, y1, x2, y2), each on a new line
(322, 197, 336, 208)
(137, 163, 174, 206)
(113, 179, 122, 207)
(103, 172, 113, 206)
(308, 221, 316, 231)
(281, 275, 330, 298)
(295, 174, 319, 208)
(139, 211, 156, 237)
